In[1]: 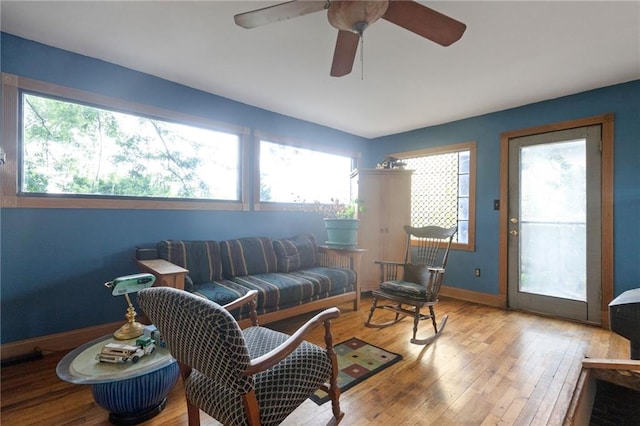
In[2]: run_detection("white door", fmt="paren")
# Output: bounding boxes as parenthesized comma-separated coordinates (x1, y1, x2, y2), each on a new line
(507, 125, 602, 323)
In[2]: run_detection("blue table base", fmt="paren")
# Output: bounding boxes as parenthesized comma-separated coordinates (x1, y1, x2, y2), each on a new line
(108, 399, 167, 426)
(91, 361, 180, 425)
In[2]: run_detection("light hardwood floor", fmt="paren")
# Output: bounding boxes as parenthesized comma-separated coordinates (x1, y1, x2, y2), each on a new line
(1, 296, 629, 425)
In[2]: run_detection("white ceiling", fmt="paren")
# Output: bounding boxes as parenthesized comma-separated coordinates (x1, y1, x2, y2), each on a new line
(1, 1, 639, 138)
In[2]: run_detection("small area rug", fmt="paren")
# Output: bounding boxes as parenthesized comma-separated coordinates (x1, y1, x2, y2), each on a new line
(309, 337, 402, 405)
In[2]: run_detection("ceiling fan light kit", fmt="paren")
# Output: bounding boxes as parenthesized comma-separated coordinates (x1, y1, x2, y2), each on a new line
(234, 0, 466, 77)
(327, 1, 389, 33)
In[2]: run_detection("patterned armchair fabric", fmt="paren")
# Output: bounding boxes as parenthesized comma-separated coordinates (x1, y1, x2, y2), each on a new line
(138, 286, 342, 426)
(138, 286, 252, 393)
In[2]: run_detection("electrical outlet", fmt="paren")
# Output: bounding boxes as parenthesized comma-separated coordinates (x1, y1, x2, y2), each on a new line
(474, 268, 481, 277)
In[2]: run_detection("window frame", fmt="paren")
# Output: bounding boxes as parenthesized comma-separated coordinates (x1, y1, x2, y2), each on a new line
(391, 141, 476, 251)
(1, 73, 250, 210)
(253, 131, 361, 211)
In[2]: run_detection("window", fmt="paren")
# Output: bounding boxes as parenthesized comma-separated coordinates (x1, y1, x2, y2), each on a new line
(2, 73, 248, 209)
(394, 142, 476, 250)
(21, 92, 241, 201)
(258, 137, 356, 205)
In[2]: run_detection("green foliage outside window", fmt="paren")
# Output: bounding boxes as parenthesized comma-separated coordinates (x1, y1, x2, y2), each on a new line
(21, 93, 241, 200)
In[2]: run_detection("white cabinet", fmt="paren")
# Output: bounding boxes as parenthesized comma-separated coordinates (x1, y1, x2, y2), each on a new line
(353, 169, 412, 292)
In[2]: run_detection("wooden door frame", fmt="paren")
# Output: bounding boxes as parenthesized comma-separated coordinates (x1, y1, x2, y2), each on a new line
(498, 114, 614, 327)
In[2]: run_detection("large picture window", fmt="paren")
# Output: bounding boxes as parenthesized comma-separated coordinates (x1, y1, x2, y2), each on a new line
(394, 142, 476, 250)
(21, 92, 241, 201)
(259, 137, 355, 205)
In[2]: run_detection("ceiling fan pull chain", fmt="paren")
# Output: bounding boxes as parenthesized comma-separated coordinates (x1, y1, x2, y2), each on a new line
(360, 33, 364, 81)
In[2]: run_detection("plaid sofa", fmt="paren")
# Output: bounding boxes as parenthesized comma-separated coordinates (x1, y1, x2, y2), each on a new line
(138, 234, 359, 324)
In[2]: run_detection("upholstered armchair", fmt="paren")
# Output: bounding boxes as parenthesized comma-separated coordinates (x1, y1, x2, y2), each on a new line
(137, 287, 343, 425)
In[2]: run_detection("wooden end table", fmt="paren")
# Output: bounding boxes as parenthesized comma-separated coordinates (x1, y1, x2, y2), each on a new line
(56, 333, 180, 425)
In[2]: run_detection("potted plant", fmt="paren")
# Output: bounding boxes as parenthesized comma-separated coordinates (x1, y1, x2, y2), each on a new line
(319, 199, 362, 249)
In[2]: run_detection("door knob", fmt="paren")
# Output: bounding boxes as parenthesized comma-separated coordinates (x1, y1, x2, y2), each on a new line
(509, 230, 518, 236)
(510, 218, 518, 224)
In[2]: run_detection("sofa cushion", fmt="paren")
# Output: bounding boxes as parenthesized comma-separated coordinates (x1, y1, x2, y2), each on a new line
(231, 266, 355, 314)
(379, 280, 433, 301)
(220, 237, 277, 278)
(157, 240, 223, 284)
(272, 234, 318, 273)
(191, 279, 249, 306)
(404, 263, 431, 286)
(294, 266, 356, 294)
(231, 273, 314, 314)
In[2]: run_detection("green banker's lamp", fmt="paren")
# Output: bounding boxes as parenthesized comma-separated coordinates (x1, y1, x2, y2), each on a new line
(104, 273, 156, 340)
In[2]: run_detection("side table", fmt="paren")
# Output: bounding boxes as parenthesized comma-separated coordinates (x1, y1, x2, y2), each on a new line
(56, 333, 180, 425)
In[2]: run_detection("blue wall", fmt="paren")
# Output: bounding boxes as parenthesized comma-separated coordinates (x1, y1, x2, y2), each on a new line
(368, 81, 640, 298)
(0, 33, 366, 344)
(1, 33, 639, 344)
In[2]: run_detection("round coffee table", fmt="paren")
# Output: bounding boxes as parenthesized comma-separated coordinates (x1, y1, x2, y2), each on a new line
(56, 333, 180, 425)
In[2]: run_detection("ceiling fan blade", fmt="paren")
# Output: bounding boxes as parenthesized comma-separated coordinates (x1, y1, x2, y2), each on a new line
(382, 1, 466, 46)
(234, 1, 328, 29)
(330, 30, 360, 77)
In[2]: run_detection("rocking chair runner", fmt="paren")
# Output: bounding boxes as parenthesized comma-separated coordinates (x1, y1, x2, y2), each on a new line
(364, 225, 457, 345)
(138, 287, 343, 426)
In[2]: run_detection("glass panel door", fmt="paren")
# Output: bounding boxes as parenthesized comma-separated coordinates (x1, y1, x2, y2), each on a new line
(507, 125, 601, 323)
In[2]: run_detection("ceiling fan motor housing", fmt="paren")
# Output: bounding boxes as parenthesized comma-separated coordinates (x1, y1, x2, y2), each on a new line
(327, 0, 390, 34)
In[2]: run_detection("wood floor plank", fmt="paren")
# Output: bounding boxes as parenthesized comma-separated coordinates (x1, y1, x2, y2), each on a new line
(1, 296, 630, 425)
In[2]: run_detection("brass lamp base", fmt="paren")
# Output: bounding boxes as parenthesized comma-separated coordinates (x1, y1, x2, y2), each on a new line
(113, 294, 145, 340)
(113, 321, 146, 340)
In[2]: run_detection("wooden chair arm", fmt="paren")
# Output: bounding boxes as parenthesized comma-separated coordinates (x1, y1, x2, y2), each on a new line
(243, 307, 341, 375)
(223, 290, 259, 326)
(222, 290, 258, 311)
(374, 260, 405, 267)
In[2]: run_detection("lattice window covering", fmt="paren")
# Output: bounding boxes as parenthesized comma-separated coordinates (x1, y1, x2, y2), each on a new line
(403, 150, 470, 244)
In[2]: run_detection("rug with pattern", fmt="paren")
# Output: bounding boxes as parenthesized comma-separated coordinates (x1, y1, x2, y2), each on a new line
(309, 337, 403, 405)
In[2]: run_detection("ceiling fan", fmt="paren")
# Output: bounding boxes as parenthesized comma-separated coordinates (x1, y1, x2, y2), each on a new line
(234, 0, 466, 77)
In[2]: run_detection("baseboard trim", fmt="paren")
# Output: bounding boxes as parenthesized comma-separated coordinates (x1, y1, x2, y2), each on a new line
(440, 285, 505, 308)
(1, 321, 123, 361)
(3, 288, 500, 361)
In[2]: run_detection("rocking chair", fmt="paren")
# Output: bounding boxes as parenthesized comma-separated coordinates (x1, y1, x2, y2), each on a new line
(364, 225, 457, 345)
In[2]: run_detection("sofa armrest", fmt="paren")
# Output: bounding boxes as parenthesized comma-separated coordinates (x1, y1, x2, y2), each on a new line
(137, 259, 189, 291)
(318, 246, 366, 310)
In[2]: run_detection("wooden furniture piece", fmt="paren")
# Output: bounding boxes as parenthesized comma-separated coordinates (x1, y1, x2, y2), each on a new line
(56, 333, 180, 425)
(364, 225, 457, 345)
(137, 245, 364, 327)
(318, 245, 367, 310)
(352, 168, 412, 292)
(137, 287, 344, 426)
(565, 358, 640, 425)
(137, 259, 188, 289)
